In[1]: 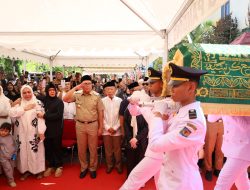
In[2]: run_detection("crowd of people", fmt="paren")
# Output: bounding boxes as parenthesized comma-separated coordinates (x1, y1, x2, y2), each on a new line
(0, 66, 249, 190)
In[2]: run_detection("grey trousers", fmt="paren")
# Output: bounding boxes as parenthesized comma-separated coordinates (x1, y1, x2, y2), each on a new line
(0, 158, 15, 182)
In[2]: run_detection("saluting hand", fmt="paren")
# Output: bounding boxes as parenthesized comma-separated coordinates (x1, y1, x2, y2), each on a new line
(75, 82, 84, 91)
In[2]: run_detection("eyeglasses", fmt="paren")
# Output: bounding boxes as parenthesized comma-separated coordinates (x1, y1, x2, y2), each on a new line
(82, 82, 92, 86)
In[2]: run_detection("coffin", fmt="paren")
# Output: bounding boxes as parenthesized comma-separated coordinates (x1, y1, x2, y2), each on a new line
(169, 43, 250, 116)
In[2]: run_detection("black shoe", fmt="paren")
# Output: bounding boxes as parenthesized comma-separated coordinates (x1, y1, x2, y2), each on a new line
(214, 169, 221, 177)
(205, 170, 213, 181)
(116, 167, 123, 174)
(79, 169, 88, 179)
(106, 167, 113, 174)
(90, 171, 96, 179)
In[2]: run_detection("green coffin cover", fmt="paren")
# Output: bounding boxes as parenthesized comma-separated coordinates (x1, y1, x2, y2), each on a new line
(173, 43, 250, 116)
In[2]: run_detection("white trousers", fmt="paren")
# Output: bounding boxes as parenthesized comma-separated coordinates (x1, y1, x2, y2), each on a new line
(120, 156, 162, 190)
(214, 157, 250, 190)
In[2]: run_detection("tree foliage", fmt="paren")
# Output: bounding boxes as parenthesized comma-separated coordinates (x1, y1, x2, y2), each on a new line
(189, 21, 214, 43)
(152, 57, 163, 71)
(204, 14, 239, 44)
(165, 15, 239, 69)
(0, 58, 22, 78)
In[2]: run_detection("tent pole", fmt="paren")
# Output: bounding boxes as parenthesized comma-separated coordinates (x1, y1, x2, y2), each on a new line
(145, 56, 148, 74)
(120, 0, 163, 38)
(162, 33, 168, 69)
(48, 50, 60, 82)
(23, 61, 27, 74)
(12, 59, 15, 73)
(50, 59, 53, 82)
(63, 65, 65, 77)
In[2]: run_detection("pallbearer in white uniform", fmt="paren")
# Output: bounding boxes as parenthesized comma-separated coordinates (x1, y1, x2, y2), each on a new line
(120, 68, 179, 190)
(149, 63, 207, 190)
(208, 115, 250, 190)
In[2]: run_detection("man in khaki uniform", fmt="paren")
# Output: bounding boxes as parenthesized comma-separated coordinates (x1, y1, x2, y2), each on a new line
(63, 75, 104, 179)
(204, 119, 224, 181)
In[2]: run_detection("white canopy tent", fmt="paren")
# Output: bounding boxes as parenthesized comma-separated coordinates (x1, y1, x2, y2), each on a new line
(0, 0, 227, 73)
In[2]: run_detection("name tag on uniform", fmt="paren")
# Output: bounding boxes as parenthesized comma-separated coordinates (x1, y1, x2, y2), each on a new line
(189, 109, 197, 119)
(187, 123, 197, 131)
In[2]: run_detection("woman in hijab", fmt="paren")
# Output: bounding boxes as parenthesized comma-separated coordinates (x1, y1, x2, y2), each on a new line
(0, 85, 11, 126)
(9, 85, 46, 180)
(37, 82, 64, 178)
(5, 82, 20, 102)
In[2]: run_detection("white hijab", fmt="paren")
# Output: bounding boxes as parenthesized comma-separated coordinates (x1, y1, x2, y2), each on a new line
(0, 85, 10, 104)
(20, 85, 37, 108)
(0, 85, 11, 123)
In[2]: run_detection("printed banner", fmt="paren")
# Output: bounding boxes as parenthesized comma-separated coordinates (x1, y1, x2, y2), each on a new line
(176, 43, 250, 116)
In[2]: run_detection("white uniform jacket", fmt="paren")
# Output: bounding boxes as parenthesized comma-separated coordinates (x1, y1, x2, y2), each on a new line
(208, 115, 250, 161)
(140, 97, 179, 160)
(149, 101, 206, 190)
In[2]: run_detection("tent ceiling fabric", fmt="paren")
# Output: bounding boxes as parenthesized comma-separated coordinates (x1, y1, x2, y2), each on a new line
(53, 56, 142, 68)
(0, 31, 163, 56)
(0, 0, 228, 69)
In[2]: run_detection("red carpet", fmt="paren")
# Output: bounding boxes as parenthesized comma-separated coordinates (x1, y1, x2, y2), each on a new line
(0, 163, 239, 190)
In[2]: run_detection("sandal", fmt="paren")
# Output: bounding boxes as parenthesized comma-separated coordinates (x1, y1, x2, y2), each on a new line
(20, 172, 31, 181)
(36, 173, 43, 179)
(55, 167, 63, 177)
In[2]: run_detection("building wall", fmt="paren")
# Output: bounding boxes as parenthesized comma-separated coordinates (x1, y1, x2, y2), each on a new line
(231, 0, 249, 30)
(207, 0, 250, 30)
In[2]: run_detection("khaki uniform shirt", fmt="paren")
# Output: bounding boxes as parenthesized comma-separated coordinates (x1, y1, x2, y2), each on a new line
(73, 91, 104, 122)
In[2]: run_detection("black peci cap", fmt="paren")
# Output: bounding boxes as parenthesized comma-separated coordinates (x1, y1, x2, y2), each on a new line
(81, 75, 92, 82)
(111, 79, 118, 84)
(127, 82, 139, 90)
(103, 83, 107, 89)
(103, 81, 116, 89)
(64, 78, 70, 82)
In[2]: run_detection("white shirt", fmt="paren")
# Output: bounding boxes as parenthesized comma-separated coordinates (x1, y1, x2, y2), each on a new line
(102, 96, 122, 136)
(62, 91, 76, 119)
